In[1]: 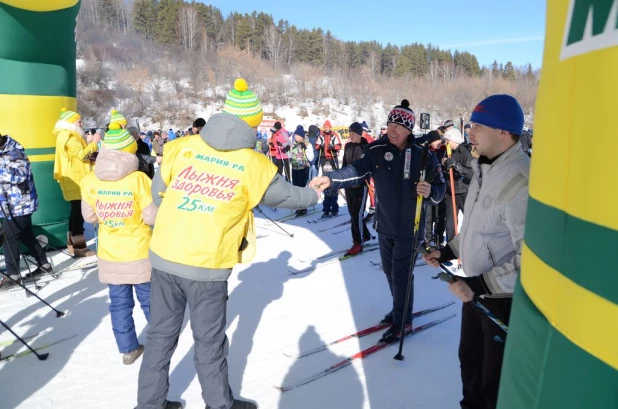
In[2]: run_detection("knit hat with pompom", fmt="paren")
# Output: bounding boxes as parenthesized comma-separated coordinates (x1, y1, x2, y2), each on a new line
(108, 109, 127, 130)
(387, 99, 416, 132)
(59, 108, 80, 124)
(222, 78, 263, 128)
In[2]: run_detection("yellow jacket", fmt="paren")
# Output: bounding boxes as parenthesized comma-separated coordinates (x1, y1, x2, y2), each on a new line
(150, 127, 277, 275)
(53, 124, 98, 201)
(81, 149, 157, 285)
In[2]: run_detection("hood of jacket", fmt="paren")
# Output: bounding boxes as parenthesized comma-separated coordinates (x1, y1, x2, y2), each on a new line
(200, 113, 256, 151)
(0, 135, 23, 155)
(94, 149, 139, 181)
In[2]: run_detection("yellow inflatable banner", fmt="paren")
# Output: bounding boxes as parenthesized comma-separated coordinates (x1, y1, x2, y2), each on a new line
(498, 1, 618, 408)
(0, 0, 81, 247)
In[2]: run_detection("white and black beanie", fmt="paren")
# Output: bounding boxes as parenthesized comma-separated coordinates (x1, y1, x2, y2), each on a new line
(387, 99, 416, 132)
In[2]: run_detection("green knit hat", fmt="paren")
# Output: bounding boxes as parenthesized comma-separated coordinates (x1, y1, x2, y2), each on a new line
(222, 78, 263, 128)
(103, 129, 137, 154)
(109, 109, 127, 129)
(59, 108, 80, 123)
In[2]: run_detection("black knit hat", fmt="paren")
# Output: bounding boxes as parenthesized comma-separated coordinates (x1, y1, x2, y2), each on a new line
(349, 122, 364, 136)
(443, 119, 454, 129)
(387, 99, 416, 132)
(270, 121, 282, 133)
(425, 130, 443, 145)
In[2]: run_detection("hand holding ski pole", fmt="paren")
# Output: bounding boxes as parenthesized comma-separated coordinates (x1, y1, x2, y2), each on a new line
(416, 181, 431, 198)
(419, 246, 508, 333)
(421, 247, 442, 268)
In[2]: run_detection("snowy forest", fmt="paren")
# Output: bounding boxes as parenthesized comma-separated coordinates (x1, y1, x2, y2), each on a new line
(76, 0, 540, 128)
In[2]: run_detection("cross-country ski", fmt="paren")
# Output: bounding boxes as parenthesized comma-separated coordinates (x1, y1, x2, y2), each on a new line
(275, 314, 457, 392)
(283, 301, 455, 358)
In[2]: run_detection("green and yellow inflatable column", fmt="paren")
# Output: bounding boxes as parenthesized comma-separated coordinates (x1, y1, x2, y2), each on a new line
(498, 1, 618, 408)
(0, 0, 80, 248)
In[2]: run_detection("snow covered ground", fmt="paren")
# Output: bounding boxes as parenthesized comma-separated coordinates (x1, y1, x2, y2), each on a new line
(0, 202, 463, 409)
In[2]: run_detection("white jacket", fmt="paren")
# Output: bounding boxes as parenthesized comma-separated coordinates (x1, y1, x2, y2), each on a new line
(448, 142, 530, 294)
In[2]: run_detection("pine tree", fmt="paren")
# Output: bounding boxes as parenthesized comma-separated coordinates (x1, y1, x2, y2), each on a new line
(155, 0, 180, 46)
(503, 61, 516, 80)
(133, 0, 158, 40)
(492, 60, 500, 77)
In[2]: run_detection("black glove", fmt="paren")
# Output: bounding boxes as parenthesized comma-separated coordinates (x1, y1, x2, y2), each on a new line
(444, 158, 463, 174)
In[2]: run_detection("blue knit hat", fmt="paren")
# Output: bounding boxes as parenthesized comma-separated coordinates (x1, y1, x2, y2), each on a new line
(294, 125, 306, 137)
(470, 94, 524, 136)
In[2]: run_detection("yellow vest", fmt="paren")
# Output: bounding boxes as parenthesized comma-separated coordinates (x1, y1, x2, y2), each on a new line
(81, 171, 153, 262)
(150, 135, 277, 268)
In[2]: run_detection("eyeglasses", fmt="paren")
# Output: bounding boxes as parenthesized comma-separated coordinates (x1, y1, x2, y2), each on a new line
(380, 127, 386, 131)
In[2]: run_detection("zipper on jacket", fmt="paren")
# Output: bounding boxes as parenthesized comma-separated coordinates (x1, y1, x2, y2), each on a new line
(486, 243, 497, 267)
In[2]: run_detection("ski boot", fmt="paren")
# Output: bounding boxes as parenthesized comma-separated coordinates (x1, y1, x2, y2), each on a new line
(380, 323, 412, 343)
(345, 242, 363, 256)
(379, 311, 393, 325)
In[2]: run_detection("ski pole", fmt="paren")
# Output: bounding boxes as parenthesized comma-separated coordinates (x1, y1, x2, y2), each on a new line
(394, 146, 430, 361)
(0, 319, 49, 361)
(418, 246, 508, 333)
(255, 206, 294, 238)
(0, 193, 42, 292)
(0, 271, 65, 317)
(445, 143, 461, 267)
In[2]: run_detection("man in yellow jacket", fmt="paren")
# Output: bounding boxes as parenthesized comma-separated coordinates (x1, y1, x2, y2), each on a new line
(53, 108, 99, 257)
(136, 79, 320, 409)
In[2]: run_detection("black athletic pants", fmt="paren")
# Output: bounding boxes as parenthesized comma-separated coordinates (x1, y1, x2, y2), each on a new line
(459, 297, 512, 409)
(445, 192, 467, 242)
(3, 215, 48, 275)
(69, 200, 85, 236)
(378, 234, 420, 326)
(345, 186, 370, 244)
(424, 200, 446, 245)
(275, 158, 291, 181)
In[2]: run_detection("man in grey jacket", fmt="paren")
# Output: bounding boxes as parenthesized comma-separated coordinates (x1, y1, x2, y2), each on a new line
(423, 94, 530, 409)
(136, 80, 319, 409)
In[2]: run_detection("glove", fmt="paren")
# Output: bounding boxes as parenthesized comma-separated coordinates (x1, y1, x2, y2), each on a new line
(444, 158, 463, 174)
(300, 143, 307, 150)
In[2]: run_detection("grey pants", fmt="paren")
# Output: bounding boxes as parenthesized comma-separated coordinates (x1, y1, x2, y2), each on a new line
(137, 268, 233, 409)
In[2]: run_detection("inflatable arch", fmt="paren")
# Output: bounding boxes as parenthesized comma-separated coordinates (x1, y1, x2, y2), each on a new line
(498, 1, 618, 408)
(0, 0, 80, 247)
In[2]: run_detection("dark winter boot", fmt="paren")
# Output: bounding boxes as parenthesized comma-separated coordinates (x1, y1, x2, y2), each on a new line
(207, 399, 257, 409)
(380, 323, 411, 343)
(135, 400, 182, 409)
(380, 311, 393, 325)
(320, 212, 330, 218)
(70, 234, 96, 258)
(345, 242, 363, 256)
(295, 209, 307, 217)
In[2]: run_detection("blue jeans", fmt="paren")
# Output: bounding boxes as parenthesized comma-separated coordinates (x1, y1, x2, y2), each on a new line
(108, 283, 151, 353)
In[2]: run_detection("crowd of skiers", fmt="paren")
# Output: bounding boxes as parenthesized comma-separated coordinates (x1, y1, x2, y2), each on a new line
(0, 72, 531, 409)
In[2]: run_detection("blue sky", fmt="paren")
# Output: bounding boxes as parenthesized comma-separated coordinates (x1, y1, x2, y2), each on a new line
(200, 0, 546, 68)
